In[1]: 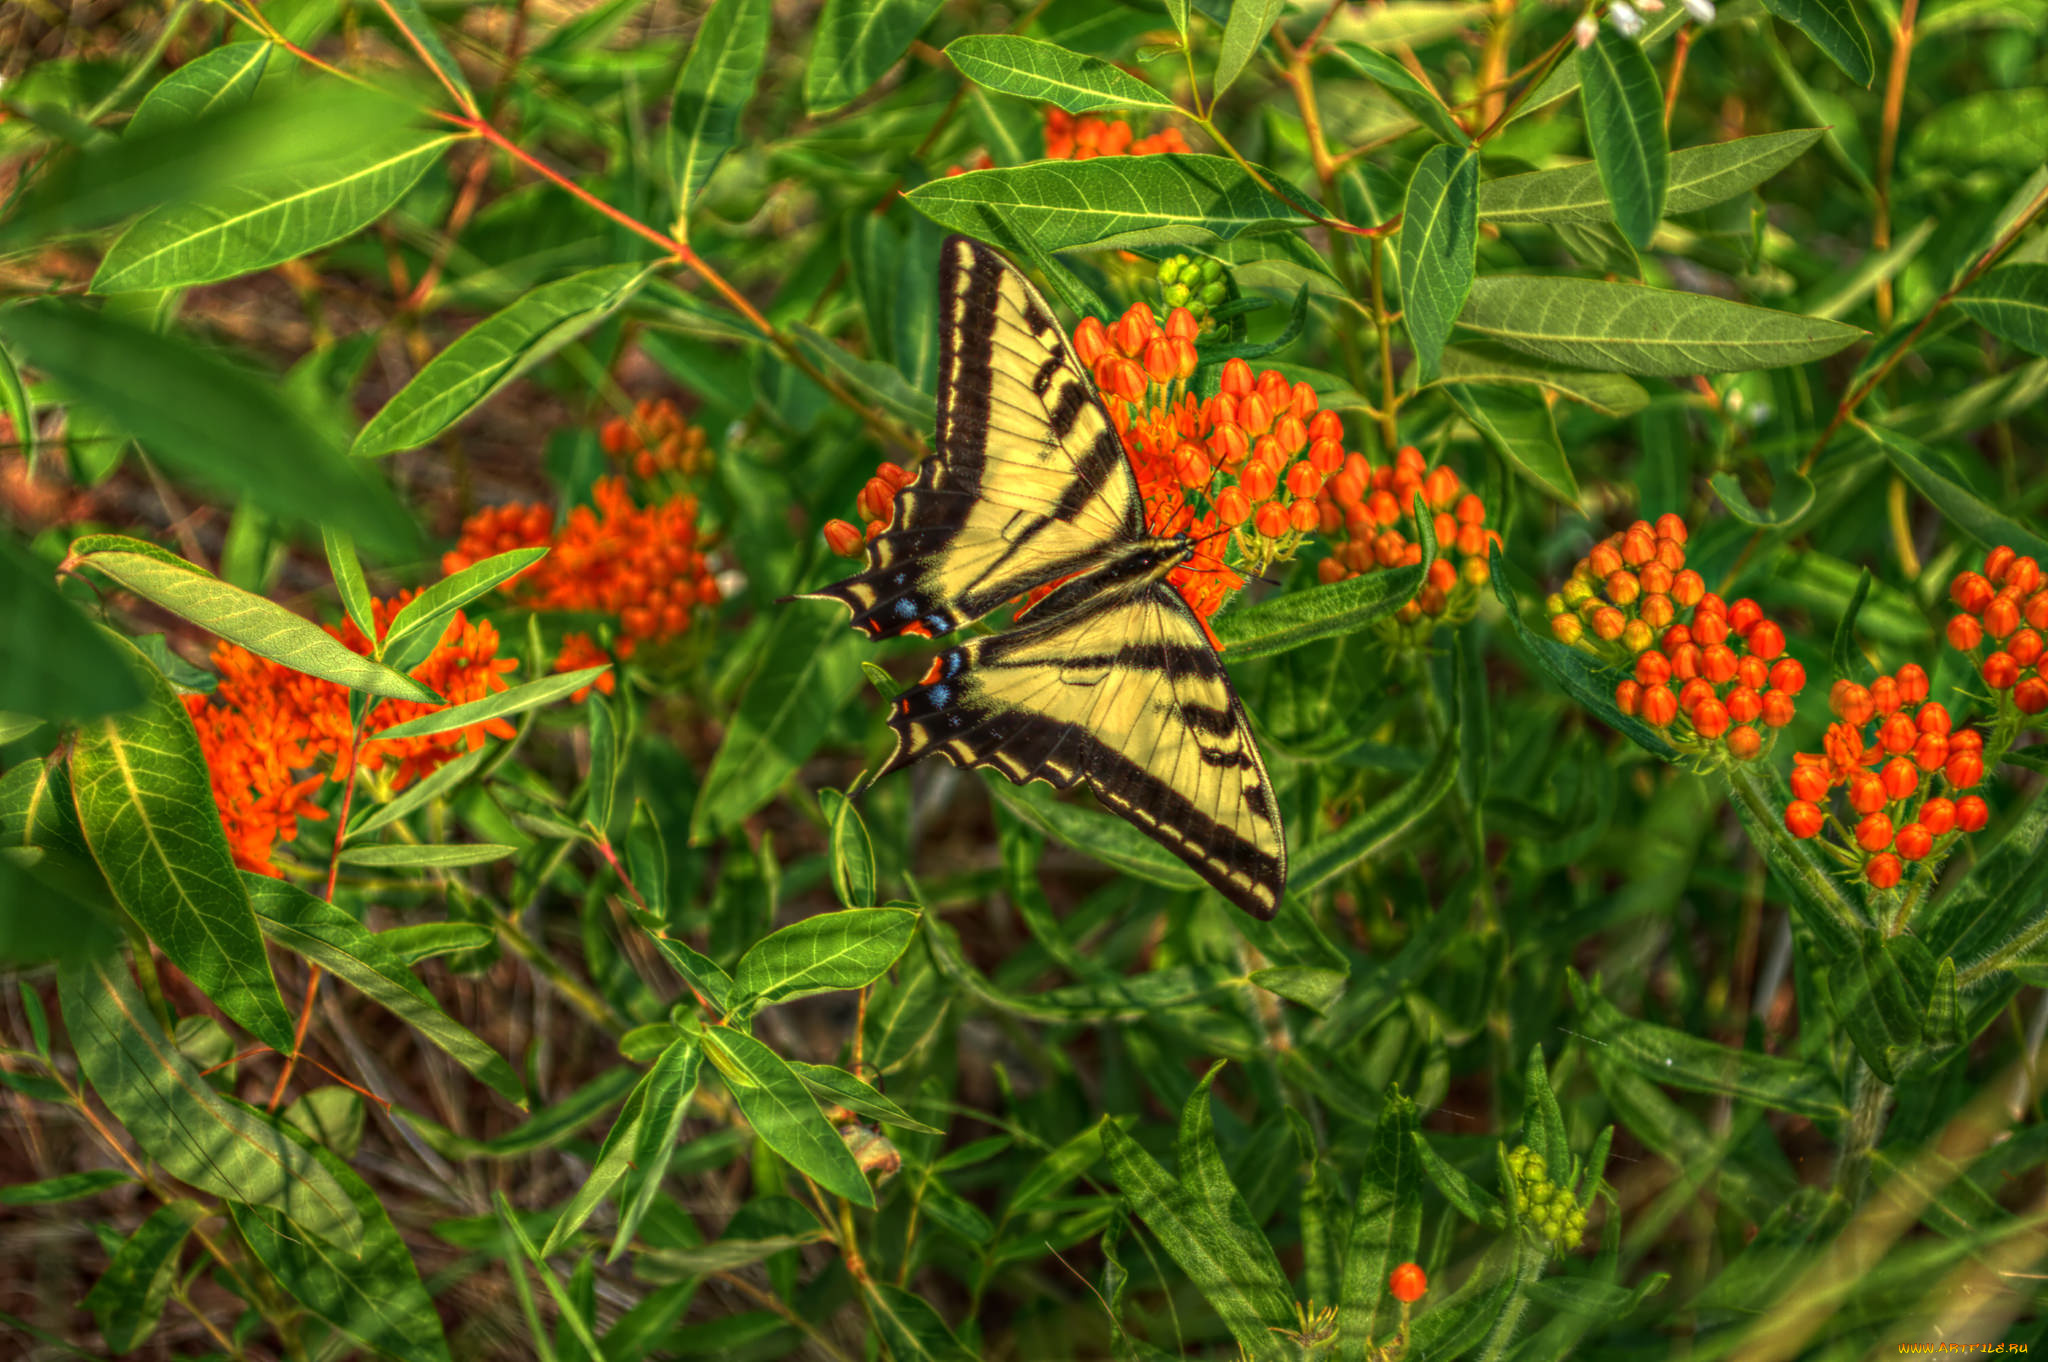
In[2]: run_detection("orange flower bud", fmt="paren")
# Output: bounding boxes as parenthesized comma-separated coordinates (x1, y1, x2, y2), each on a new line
(1144, 337, 1178, 385)
(1309, 438, 1345, 475)
(2018, 676, 2048, 715)
(1240, 463, 1278, 503)
(1289, 380, 1318, 421)
(1702, 644, 1738, 685)
(1238, 393, 1274, 436)
(1983, 651, 2020, 690)
(1636, 651, 1672, 687)
(1952, 569, 1995, 613)
(1921, 797, 1956, 835)
(1948, 613, 1985, 651)
(1275, 413, 1309, 454)
(1856, 812, 1895, 852)
(1641, 684, 1678, 727)
(2010, 556, 2043, 596)
(823, 518, 867, 559)
(1592, 606, 1627, 641)
(1736, 654, 1770, 692)
(1895, 662, 1928, 703)
(1552, 612, 1585, 644)
(1726, 685, 1762, 725)
(1287, 462, 1324, 500)
(1986, 545, 2017, 585)
(1913, 731, 1949, 773)
(1785, 800, 1825, 838)
(1171, 336, 1199, 381)
(1679, 677, 1716, 715)
(1622, 526, 1657, 567)
(1693, 697, 1731, 739)
(2010, 628, 2043, 668)
(1831, 681, 1874, 725)
(1671, 569, 1704, 607)
(1073, 315, 1110, 366)
(1761, 688, 1797, 728)
(1986, 595, 2023, 639)
(1606, 571, 1642, 607)
(1655, 512, 1688, 544)
(2026, 591, 2048, 630)
(1692, 612, 1730, 648)
(1882, 756, 1918, 801)
(1727, 725, 1763, 760)
(1947, 750, 1985, 789)
(1865, 852, 1903, 888)
(1791, 763, 1830, 801)
(1209, 421, 1250, 470)
(1308, 408, 1343, 445)
(1669, 642, 1702, 681)
(1369, 489, 1402, 526)
(1175, 444, 1211, 489)
(1957, 795, 1989, 831)
(1391, 1263, 1428, 1304)
(1728, 597, 1763, 634)
(1589, 542, 1624, 579)
(1745, 619, 1786, 661)
(1425, 466, 1460, 511)
(1849, 771, 1887, 815)
(1254, 501, 1291, 539)
(1289, 499, 1319, 533)
(1220, 357, 1254, 397)
(1165, 306, 1199, 341)
(1216, 486, 1252, 526)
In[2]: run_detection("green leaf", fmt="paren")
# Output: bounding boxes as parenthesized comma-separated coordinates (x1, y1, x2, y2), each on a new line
(613, 1040, 706, 1259)
(1954, 264, 2048, 357)
(353, 267, 648, 458)
(789, 323, 935, 430)
(1177, 1065, 1294, 1323)
(542, 1036, 701, 1255)
(1215, 0, 1285, 101)
(70, 540, 436, 703)
(905, 155, 1313, 254)
(93, 129, 456, 292)
(668, 0, 771, 215)
(691, 606, 864, 843)
(864, 1282, 977, 1361)
(822, 788, 877, 910)
(1517, 3, 1688, 117)
(84, 1200, 207, 1352)
(1339, 1092, 1422, 1357)
(1759, 0, 1875, 84)
(0, 302, 416, 556)
(0, 336, 35, 476)
(231, 1140, 451, 1362)
(1432, 345, 1647, 415)
(1522, 1044, 1570, 1174)
(648, 932, 737, 1014)
(1708, 465, 1817, 527)
(804, 0, 947, 114)
(1410, 1129, 1502, 1226)
(346, 744, 490, 842)
(1329, 42, 1468, 146)
(59, 954, 364, 1251)
(0, 537, 143, 721)
(1908, 88, 2048, 171)
(377, 0, 477, 110)
(988, 777, 1202, 891)
(374, 666, 607, 741)
(865, 934, 949, 1075)
(1569, 970, 1848, 1119)
(1479, 129, 1823, 225)
(1398, 145, 1479, 381)
(1457, 276, 1863, 376)
(1101, 1116, 1289, 1358)
(1864, 425, 2048, 564)
(788, 1060, 943, 1133)
(402, 1067, 636, 1160)
(1578, 25, 1670, 250)
(1292, 735, 1459, 892)
(702, 1025, 875, 1206)
(336, 842, 518, 868)
(947, 35, 1176, 113)
(730, 906, 919, 1012)
(125, 42, 272, 139)
(1446, 382, 1578, 503)
(246, 875, 524, 1105)
(381, 547, 550, 668)
(321, 529, 376, 644)
(1723, 762, 1863, 958)
(71, 632, 294, 1050)
(1213, 508, 1433, 659)
(0, 1169, 133, 1205)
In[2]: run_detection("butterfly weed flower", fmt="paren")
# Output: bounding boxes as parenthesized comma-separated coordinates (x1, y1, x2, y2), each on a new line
(1154, 253, 1229, 325)
(183, 592, 518, 876)
(1044, 107, 1189, 160)
(599, 397, 713, 484)
(1315, 445, 1500, 634)
(1505, 1144, 1590, 1255)
(1944, 545, 2048, 721)
(1548, 515, 1803, 766)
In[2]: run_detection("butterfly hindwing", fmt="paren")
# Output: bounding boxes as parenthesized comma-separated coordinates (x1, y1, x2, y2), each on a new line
(801, 236, 1146, 640)
(882, 579, 1286, 920)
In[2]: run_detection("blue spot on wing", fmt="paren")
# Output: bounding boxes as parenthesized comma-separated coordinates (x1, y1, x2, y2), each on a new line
(928, 683, 953, 708)
(894, 598, 918, 620)
(925, 614, 950, 635)
(943, 650, 964, 678)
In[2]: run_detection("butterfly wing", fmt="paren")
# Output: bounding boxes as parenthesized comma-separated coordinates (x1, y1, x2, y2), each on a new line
(881, 580, 1287, 920)
(800, 235, 1147, 640)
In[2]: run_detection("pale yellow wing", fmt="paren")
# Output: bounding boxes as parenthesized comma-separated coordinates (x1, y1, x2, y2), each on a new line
(799, 235, 1146, 640)
(881, 579, 1286, 920)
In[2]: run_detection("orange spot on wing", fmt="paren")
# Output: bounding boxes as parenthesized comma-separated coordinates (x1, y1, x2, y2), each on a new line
(898, 697, 911, 712)
(921, 658, 946, 684)
(901, 621, 933, 639)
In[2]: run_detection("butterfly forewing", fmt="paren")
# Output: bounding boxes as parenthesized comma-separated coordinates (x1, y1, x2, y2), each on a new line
(801, 236, 1145, 640)
(882, 581, 1286, 921)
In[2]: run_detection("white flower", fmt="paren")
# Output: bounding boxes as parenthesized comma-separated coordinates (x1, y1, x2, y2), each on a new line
(1684, 0, 1716, 21)
(1608, 1, 1645, 34)
(1575, 14, 1599, 45)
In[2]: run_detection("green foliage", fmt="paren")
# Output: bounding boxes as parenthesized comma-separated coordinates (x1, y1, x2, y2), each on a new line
(4, 0, 2046, 1357)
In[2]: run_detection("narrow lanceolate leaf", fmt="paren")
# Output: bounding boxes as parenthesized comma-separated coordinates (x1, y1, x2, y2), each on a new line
(1292, 733, 1459, 892)
(1398, 145, 1479, 381)
(1329, 42, 1468, 146)
(379, 0, 477, 109)
(702, 1025, 875, 1207)
(668, 0, 771, 215)
(125, 42, 272, 138)
(1339, 1093, 1422, 1358)
(613, 1040, 705, 1258)
(93, 130, 457, 292)
(0, 537, 143, 721)
(0, 339, 32, 475)
(1865, 426, 2048, 564)
(1456, 276, 1863, 375)
(1214, 498, 1435, 659)
(904, 155, 1313, 254)
(381, 547, 551, 669)
(789, 1061, 943, 1133)
(321, 529, 377, 645)
(1101, 1117, 1289, 1358)
(1579, 25, 1669, 250)
(70, 632, 294, 1051)
(1515, 3, 1688, 117)
(821, 788, 877, 910)
(353, 266, 648, 458)
(1177, 1067, 1294, 1324)
(730, 907, 919, 1012)
(542, 1037, 701, 1256)
(336, 842, 518, 868)
(946, 35, 1175, 113)
(1433, 344, 1649, 416)
(1215, 0, 1285, 101)
(864, 1281, 978, 1362)
(58, 955, 364, 1252)
(246, 876, 524, 1105)
(83, 1199, 208, 1353)
(230, 1141, 451, 1362)
(804, 0, 947, 114)
(1759, 0, 1875, 84)
(375, 666, 608, 740)
(1479, 130, 1823, 225)
(0, 303, 416, 556)
(0, 1169, 134, 1204)
(1446, 383, 1578, 502)
(71, 540, 436, 704)
(1954, 264, 2048, 357)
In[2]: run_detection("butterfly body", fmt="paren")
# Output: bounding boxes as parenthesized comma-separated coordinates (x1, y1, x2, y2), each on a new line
(798, 237, 1287, 920)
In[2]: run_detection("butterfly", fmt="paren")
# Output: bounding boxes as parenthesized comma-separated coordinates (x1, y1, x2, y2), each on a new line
(797, 236, 1286, 920)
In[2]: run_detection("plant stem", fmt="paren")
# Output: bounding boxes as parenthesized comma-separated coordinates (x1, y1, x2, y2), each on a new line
(1834, 1058, 1892, 1202)
(1369, 237, 1400, 451)
(1872, 0, 1922, 328)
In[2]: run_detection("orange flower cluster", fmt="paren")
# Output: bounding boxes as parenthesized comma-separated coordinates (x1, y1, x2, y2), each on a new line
(599, 399, 712, 483)
(1044, 108, 1189, 159)
(444, 473, 720, 696)
(183, 594, 519, 876)
(1783, 667, 1988, 888)
(1945, 545, 2048, 716)
(1549, 515, 1804, 762)
(1314, 445, 1499, 626)
(826, 304, 1350, 639)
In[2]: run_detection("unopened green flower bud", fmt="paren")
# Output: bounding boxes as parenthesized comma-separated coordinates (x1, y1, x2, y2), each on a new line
(1198, 257, 1226, 284)
(1200, 280, 1228, 307)
(1158, 255, 1186, 286)
(1164, 281, 1193, 308)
